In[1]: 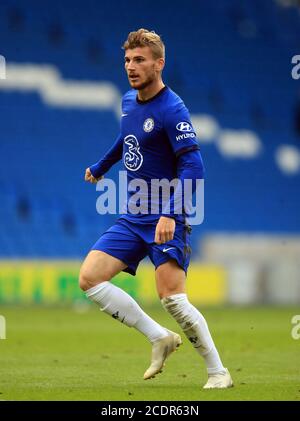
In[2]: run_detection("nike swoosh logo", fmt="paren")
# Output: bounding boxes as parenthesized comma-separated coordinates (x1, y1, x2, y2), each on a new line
(121, 113, 128, 117)
(163, 247, 175, 252)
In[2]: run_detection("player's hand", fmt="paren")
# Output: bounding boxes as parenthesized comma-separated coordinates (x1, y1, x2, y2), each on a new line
(84, 168, 103, 184)
(154, 216, 176, 245)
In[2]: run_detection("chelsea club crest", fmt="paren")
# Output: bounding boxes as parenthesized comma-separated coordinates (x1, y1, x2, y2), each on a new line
(143, 118, 154, 132)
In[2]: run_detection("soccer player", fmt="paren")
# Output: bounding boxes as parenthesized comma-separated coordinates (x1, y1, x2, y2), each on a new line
(79, 29, 233, 389)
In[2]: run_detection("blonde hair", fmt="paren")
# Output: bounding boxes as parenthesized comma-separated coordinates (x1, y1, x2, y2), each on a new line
(122, 28, 165, 59)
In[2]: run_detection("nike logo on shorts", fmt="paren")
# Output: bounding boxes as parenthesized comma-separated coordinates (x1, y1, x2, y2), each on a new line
(163, 247, 175, 252)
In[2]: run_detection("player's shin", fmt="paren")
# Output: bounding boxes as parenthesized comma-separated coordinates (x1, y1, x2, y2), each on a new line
(161, 293, 226, 374)
(86, 281, 168, 343)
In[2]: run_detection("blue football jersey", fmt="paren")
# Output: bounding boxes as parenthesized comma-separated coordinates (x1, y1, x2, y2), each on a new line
(91, 86, 201, 224)
(121, 86, 200, 223)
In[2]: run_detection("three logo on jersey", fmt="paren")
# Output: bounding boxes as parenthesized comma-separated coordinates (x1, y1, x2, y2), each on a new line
(124, 135, 143, 171)
(123, 119, 196, 171)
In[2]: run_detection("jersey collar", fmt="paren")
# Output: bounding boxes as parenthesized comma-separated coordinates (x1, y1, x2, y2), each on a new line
(136, 86, 168, 104)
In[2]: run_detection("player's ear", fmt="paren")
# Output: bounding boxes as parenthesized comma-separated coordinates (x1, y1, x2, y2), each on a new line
(155, 57, 165, 72)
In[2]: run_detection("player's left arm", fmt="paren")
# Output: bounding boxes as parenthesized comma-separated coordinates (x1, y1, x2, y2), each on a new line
(154, 103, 204, 244)
(155, 150, 204, 244)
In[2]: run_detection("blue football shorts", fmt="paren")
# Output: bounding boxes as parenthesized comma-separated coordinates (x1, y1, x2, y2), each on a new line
(91, 217, 192, 275)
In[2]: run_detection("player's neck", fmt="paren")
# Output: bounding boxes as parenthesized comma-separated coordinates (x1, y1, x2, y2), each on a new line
(137, 80, 165, 102)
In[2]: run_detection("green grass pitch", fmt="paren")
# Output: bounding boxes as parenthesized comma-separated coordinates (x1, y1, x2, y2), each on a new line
(0, 305, 299, 401)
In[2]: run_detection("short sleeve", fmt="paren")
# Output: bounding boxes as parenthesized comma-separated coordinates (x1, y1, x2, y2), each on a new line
(163, 104, 200, 157)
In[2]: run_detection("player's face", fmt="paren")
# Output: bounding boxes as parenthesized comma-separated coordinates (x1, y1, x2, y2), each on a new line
(124, 47, 164, 90)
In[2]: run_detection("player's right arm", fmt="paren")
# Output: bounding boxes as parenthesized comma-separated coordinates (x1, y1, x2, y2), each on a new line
(85, 133, 123, 184)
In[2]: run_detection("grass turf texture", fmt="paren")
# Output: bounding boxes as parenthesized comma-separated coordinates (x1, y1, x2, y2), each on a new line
(0, 306, 299, 401)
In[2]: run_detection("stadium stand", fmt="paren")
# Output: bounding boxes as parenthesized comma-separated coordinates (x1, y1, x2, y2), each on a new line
(0, 0, 299, 258)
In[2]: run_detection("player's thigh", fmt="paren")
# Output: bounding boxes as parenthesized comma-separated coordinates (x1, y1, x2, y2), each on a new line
(79, 250, 127, 291)
(155, 259, 186, 299)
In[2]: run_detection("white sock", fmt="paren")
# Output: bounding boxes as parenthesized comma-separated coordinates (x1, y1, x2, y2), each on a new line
(86, 281, 168, 343)
(161, 293, 226, 375)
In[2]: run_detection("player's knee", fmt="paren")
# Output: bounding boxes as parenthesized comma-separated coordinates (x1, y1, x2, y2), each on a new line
(78, 266, 100, 291)
(157, 277, 185, 299)
(79, 264, 113, 291)
(162, 282, 185, 298)
(79, 269, 91, 291)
